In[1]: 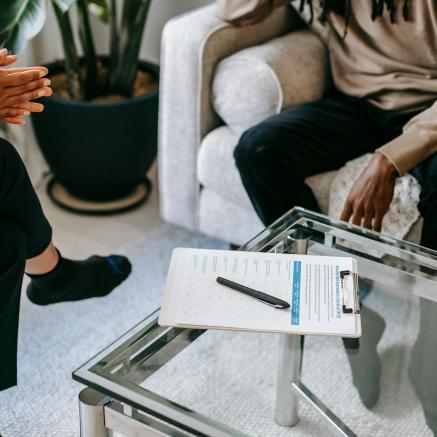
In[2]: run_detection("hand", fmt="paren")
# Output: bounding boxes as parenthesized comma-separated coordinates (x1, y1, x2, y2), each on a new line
(340, 153, 398, 231)
(0, 48, 52, 125)
(0, 101, 46, 125)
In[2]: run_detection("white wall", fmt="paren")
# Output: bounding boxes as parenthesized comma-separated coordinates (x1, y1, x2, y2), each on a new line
(142, 0, 215, 63)
(15, 0, 213, 184)
(28, 0, 214, 65)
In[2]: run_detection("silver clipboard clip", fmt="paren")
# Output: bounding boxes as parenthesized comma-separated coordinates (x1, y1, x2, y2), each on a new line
(340, 270, 360, 315)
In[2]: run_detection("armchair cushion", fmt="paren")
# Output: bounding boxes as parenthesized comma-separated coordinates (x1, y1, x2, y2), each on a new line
(212, 29, 328, 133)
(198, 126, 251, 208)
(198, 125, 337, 214)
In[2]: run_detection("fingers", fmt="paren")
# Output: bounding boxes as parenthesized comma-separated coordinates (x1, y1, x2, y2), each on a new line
(0, 55, 18, 67)
(4, 70, 47, 88)
(340, 201, 353, 223)
(0, 99, 47, 124)
(0, 48, 18, 67)
(7, 77, 51, 98)
(2, 116, 25, 125)
(341, 201, 384, 231)
(341, 200, 365, 227)
(0, 108, 29, 118)
(42, 86, 52, 97)
(351, 207, 364, 226)
(4, 66, 48, 76)
(12, 101, 44, 113)
(5, 85, 51, 106)
(373, 211, 383, 232)
(363, 206, 374, 229)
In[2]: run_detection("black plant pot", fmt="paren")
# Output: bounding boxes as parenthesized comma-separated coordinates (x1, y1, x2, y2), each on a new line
(31, 59, 159, 210)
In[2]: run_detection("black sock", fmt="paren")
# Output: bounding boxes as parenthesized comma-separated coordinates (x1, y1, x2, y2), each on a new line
(26, 252, 131, 305)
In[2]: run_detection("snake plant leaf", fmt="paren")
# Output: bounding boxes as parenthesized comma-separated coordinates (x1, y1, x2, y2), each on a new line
(0, 0, 46, 54)
(52, 0, 77, 13)
(86, 0, 109, 23)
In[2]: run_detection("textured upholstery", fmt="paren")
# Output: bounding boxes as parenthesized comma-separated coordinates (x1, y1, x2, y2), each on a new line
(212, 30, 328, 133)
(159, 4, 422, 246)
(159, 4, 302, 231)
(199, 189, 264, 245)
(198, 125, 336, 214)
(198, 127, 251, 208)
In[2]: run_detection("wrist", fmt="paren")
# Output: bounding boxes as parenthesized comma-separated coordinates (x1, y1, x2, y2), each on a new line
(375, 152, 398, 179)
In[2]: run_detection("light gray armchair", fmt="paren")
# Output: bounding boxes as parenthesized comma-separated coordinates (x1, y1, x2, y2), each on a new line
(158, 3, 422, 245)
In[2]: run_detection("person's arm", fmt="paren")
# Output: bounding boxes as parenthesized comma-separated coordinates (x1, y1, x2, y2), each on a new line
(340, 102, 437, 231)
(217, 0, 289, 26)
(376, 101, 437, 175)
(0, 48, 52, 125)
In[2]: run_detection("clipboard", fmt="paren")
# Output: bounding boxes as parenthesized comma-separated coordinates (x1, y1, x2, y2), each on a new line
(159, 248, 362, 338)
(340, 270, 360, 315)
(340, 270, 361, 350)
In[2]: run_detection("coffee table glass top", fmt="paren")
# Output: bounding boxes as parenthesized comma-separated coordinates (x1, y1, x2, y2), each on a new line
(73, 207, 437, 436)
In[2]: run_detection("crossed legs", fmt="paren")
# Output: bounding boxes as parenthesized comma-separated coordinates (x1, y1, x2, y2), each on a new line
(0, 138, 131, 391)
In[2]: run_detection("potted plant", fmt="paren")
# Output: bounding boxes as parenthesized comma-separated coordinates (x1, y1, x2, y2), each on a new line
(0, 0, 158, 213)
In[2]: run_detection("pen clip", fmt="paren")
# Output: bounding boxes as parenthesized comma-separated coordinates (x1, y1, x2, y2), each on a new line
(253, 297, 285, 309)
(340, 270, 360, 315)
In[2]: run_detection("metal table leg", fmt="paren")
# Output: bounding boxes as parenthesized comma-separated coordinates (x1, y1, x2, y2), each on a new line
(275, 334, 302, 426)
(275, 229, 310, 427)
(79, 388, 112, 437)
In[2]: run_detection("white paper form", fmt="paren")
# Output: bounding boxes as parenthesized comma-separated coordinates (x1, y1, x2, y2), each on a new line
(159, 248, 361, 337)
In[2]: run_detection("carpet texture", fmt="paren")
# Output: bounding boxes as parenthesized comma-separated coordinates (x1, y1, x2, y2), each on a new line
(0, 224, 431, 436)
(143, 292, 431, 437)
(0, 224, 226, 437)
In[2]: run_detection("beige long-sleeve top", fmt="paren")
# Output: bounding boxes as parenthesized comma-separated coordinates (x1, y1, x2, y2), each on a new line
(218, 0, 437, 175)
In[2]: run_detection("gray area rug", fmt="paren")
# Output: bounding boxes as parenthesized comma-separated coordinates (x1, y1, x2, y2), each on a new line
(0, 224, 226, 437)
(0, 224, 431, 436)
(143, 292, 431, 437)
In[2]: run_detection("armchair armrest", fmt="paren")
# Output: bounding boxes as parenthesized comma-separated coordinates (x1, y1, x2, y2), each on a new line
(212, 29, 329, 133)
(158, 3, 303, 230)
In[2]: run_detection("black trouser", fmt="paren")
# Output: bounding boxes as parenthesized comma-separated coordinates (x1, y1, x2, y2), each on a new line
(234, 89, 437, 251)
(234, 89, 437, 429)
(0, 138, 52, 391)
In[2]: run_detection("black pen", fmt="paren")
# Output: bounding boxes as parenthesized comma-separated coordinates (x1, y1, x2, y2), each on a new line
(216, 277, 290, 309)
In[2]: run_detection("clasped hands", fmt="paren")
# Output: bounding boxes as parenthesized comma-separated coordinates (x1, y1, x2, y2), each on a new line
(0, 48, 52, 125)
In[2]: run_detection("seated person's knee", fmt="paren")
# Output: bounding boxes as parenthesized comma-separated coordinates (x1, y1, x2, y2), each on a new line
(0, 217, 26, 267)
(234, 123, 275, 170)
(0, 138, 21, 172)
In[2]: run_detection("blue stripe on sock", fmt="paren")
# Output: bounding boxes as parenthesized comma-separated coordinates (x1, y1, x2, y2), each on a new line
(106, 257, 123, 275)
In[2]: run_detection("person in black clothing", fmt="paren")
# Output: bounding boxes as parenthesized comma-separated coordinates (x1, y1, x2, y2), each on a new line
(0, 49, 131, 392)
(234, 89, 437, 251)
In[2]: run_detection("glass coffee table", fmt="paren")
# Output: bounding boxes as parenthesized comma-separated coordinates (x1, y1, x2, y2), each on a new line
(73, 208, 437, 437)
